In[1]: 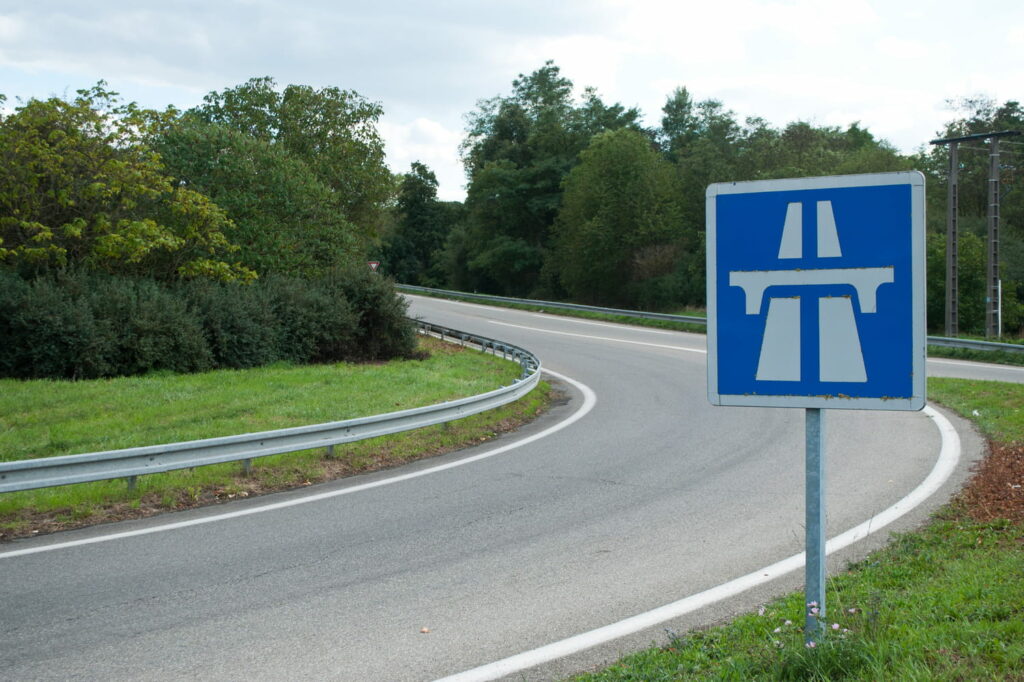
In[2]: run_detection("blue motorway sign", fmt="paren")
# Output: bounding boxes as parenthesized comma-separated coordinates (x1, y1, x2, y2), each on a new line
(706, 172, 925, 410)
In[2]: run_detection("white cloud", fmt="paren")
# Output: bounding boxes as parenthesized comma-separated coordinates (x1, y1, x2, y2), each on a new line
(1, 0, 1023, 199)
(508, 33, 631, 98)
(379, 117, 466, 201)
(875, 36, 933, 60)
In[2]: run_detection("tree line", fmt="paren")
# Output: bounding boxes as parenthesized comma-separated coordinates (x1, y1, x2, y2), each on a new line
(2, 64, 1022, 350)
(382, 62, 1024, 335)
(0, 78, 413, 378)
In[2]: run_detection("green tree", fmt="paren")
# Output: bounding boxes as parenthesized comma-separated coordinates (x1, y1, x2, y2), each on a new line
(0, 84, 251, 281)
(553, 128, 685, 307)
(154, 119, 360, 277)
(381, 162, 458, 285)
(659, 87, 701, 162)
(189, 77, 393, 240)
(452, 61, 642, 296)
(927, 228, 988, 334)
(658, 89, 914, 309)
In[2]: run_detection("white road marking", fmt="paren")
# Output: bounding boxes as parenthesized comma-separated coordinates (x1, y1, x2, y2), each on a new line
(413, 297, 511, 313)
(929, 357, 1024, 373)
(436, 405, 961, 682)
(488, 320, 708, 354)
(0, 370, 596, 560)
(526, 313, 681, 335)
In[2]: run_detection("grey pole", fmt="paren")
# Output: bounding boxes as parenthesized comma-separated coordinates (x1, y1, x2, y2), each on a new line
(987, 137, 1001, 338)
(805, 407, 826, 642)
(946, 142, 959, 337)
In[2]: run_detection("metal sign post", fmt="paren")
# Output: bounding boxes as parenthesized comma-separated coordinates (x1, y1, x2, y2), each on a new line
(706, 172, 926, 644)
(805, 408, 825, 641)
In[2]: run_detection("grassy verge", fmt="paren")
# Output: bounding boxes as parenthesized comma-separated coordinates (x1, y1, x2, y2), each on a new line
(0, 336, 552, 540)
(407, 289, 1024, 366)
(571, 378, 1024, 681)
(927, 345, 1024, 367)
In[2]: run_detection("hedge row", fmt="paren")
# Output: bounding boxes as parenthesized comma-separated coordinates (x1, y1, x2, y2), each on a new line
(0, 269, 417, 380)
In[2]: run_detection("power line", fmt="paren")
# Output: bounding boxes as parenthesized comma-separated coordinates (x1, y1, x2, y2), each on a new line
(930, 130, 1021, 145)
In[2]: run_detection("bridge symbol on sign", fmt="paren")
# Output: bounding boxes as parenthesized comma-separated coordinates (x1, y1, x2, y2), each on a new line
(706, 172, 926, 411)
(728, 201, 894, 383)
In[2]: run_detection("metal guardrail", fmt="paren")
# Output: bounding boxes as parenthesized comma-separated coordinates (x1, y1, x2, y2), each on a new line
(399, 284, 1024, 355)
(397, 284, 708, 325)
(926, 336, 1024, 353)
(0, 320, 541, 494)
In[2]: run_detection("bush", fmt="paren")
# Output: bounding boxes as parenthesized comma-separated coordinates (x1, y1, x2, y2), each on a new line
(261, 275, 358, 363)
(182, 280, 280, 369)
(0, 270, 415, 380)
(330, 267, 416, 360)
(0, 272, 109, 379)
(83, 275, 212, 376)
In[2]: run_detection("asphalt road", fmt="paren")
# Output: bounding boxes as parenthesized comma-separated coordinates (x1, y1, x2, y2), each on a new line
(0, 295, 1015, 681)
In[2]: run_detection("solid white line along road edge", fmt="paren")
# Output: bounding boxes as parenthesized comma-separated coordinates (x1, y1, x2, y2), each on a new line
(525, 314, 681, 335)
(0, 369, 596, 560)
(929, 357, 1024, 373)
(436, 404, 961, 682)
(487, 320, 708, 354)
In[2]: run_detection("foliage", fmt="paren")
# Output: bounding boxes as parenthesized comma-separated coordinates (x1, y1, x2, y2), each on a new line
(150, 77, 394, 278)
(553, 128, 685, 307)
(330, 266, 418, 361)
(153, 120, 361, 277)
(185, 77, 393, 242)
(0, 269, 415, 380)
(450, 61, 644, 296)
(926, 229, 988, 334)
(442, 66, 918, 308)
(382, 162, 461, 285)
(0, 84, 253, 282)
(0, 270, 211, 379)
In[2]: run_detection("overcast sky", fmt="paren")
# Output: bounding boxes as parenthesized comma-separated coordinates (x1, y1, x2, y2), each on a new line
(2, 1, 1022, 201)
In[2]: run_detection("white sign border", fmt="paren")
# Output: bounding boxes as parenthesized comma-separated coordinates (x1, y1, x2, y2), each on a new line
(706, 171, 926, 411)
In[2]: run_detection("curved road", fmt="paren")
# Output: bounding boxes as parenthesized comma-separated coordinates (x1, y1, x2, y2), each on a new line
(1, 295, 1019, 681)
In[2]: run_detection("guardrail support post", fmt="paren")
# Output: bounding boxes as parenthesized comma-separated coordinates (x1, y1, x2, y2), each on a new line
(242, 459, 253, 476)
(326, 445, 335, 460)
(127, 475, 138, 492)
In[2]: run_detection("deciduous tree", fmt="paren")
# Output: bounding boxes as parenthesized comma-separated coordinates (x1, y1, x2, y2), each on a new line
(553, 128, 684, 307)
(0, 84, 251, 281)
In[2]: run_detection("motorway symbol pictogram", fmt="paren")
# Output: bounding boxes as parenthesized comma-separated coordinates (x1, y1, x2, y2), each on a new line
(706, 172, 926, 410)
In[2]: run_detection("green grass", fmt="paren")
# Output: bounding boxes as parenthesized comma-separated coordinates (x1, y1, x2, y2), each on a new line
(0, 336, 550, 537)
(0, 337, 522, 461)
(929, 378, 1024, 443)
(578, 520, 1023, 681)
(570, 378, 1024, 681)
(927, 345, 1024, 367)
